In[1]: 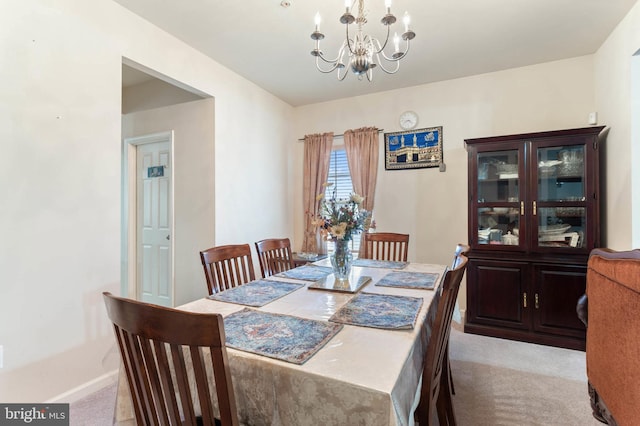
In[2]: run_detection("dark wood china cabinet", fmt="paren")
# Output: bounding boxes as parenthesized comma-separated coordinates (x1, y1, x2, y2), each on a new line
(464, 126, 605, 350)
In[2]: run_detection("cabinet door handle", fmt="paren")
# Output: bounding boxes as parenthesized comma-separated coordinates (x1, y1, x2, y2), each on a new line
(523, 292, 528, 308)
(520, 201, 524, 215)
(533, 201, 537, 216)
(535, 293, 539, 309)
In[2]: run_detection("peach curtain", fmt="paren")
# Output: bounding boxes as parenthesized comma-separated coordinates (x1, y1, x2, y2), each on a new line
(302, 132, 333, 254)
(344, 127, 379, 257)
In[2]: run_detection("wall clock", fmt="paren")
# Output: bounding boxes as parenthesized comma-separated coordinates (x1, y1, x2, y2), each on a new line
(399, 111, 418, 130)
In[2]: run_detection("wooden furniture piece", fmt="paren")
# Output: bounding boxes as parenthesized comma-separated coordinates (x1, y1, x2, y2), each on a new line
(416, 254, 468, 426)
(103, 292, 239, 426)
(200, 244, 255, 295)
(447, 242, 470, 396)
(254, 238, 295, 278)
(576, 248, 640, 426)
(361, 232, 410, 261)
(464, 126, 604, 350)
(115, 261, 448, 425)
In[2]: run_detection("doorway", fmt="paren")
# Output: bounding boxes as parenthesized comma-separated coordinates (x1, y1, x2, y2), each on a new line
(124, 132, 175, 306)
(121, 59, 215, 305)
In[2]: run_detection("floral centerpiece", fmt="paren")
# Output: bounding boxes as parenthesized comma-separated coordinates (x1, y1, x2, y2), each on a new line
(312, 183, 374, 279)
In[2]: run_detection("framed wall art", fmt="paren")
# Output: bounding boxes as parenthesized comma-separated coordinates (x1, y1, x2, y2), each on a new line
(384, 126, 443, 170)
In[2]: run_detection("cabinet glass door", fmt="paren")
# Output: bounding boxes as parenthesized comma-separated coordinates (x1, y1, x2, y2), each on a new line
(476, 150, 521, 246)
(536, 145, 586, 249)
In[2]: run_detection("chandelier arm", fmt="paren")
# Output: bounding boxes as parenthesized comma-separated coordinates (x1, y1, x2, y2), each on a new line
(314, 42, 348, 74)
(316, 40, 350, 65)
(372, 51, 401, 74)
(345, 23, 356, 55)
(370, 38, 393, 61)
(337, 65, 350, 81)
(315, 57, 342, 74)
(373, 24, 391, 54)
(396, 39, 411, 59)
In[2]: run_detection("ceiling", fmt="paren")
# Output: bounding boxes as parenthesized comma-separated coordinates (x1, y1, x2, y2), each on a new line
(115, 0, 638, 107)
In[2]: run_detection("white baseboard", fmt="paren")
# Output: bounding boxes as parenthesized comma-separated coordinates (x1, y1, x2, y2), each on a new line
(46, 369, 119, 404)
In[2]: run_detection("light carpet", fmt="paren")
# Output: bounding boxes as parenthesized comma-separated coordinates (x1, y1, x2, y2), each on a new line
(448, 323, 600, 426)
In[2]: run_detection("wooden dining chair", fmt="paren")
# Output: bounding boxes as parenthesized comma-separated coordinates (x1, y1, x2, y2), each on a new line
(254, 238, 295, 278)
(102, 292, 239, 426)
(361, 232, 410, 261)
(200, 244, 256, 295)
(416, 254, 468, 426)
(447, 243, 470, 396)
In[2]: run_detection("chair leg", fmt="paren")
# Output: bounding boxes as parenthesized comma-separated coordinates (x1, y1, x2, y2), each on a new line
(437, 363, 457, 426)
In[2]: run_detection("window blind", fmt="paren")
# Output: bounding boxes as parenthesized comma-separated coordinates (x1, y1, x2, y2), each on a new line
(325, 149, 362, 253)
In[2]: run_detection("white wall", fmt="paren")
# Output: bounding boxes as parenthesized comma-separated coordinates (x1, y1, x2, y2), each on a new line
(594, 0, 640, 249)
(0, 0, 293, 402)
(122, 99, 216, 306)
(292, 56, 597, 313)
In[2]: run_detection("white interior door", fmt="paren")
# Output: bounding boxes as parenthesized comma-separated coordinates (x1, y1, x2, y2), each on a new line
(136, 140, 172, 306)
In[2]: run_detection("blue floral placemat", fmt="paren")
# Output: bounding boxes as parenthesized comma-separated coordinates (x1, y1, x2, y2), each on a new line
(375, 271, 439, 290)
(207, 280, 304, 307)
(352, 258, 409, 269)
(329, 292, 423, 330)
(223, 308, 343, 364)
(274, 264, 333, 281)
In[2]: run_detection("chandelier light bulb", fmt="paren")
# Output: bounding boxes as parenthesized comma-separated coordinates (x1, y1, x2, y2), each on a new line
(314, 12, 321, 29)
(403, 12, 410, 31)
(393, 33, 400, 52)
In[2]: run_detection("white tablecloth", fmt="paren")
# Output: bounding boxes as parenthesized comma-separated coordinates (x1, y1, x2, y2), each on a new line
(114, 262, 446, 426)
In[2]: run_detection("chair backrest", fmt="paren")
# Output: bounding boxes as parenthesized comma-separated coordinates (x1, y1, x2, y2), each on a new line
(200, 244, 256, 295)
(416, 254, 468, 425)
(254, 238, 295, 278)
(452, 243, 470, 269)
(361, 232, 410, 262)
(102, 292, 239, 426)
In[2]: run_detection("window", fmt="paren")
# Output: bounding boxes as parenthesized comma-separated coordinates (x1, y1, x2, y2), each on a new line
(325, 148, 363, 253)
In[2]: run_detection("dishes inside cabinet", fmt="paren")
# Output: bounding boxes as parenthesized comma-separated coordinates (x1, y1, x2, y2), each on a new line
(478, 228, 491, 242)
(557, 151, 583, 177)
(556, 207, 583, 217)
(501, 231, 519, 245)
(496, 163, 517, 174)
(538, 160, 562, 178)
(538, 224, 571, 236)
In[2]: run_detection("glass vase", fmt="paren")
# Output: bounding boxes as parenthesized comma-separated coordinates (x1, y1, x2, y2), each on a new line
(331, 239, 353, 280)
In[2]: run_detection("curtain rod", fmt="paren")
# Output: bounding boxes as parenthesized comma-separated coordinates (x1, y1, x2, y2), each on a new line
(297, 129, 384, 141)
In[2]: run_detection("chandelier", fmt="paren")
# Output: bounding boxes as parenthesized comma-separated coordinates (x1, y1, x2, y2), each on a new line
(310, 0, 415, 81)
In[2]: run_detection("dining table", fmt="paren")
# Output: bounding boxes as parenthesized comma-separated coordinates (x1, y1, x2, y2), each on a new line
(113, 258, 448, 426)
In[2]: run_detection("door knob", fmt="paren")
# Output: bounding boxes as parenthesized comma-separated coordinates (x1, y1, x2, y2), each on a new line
(166, 235, 170, 241)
